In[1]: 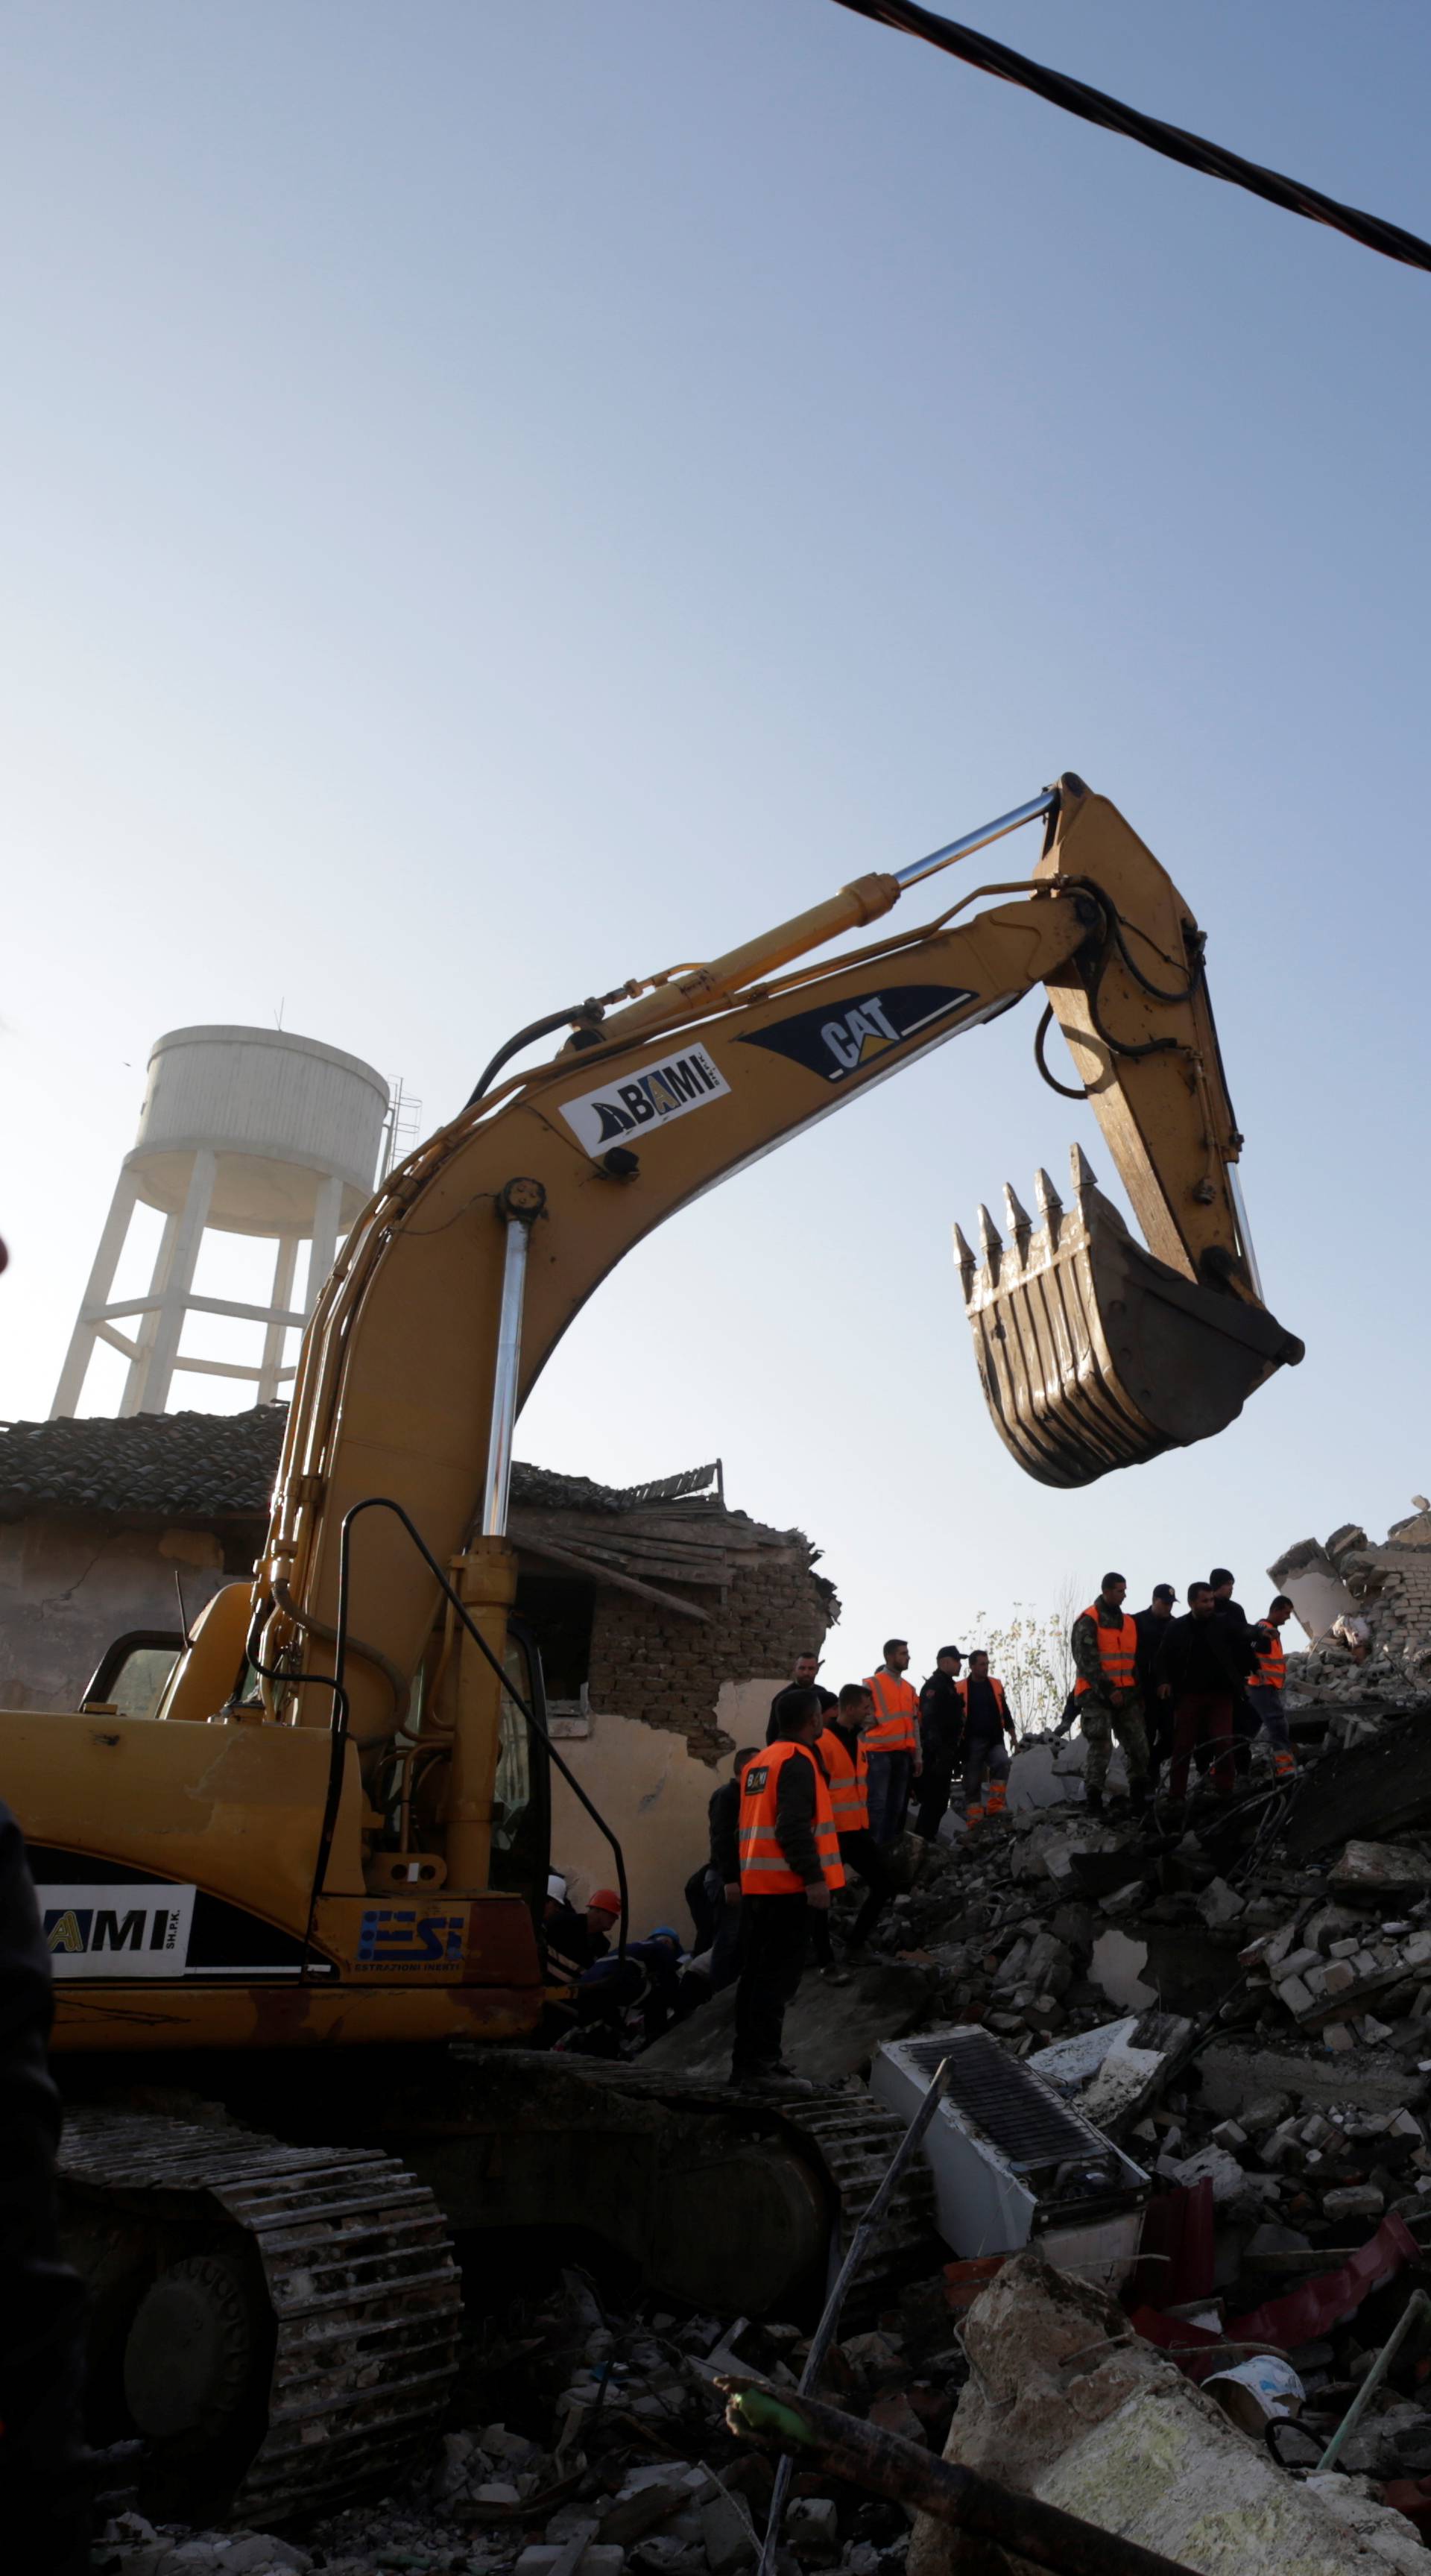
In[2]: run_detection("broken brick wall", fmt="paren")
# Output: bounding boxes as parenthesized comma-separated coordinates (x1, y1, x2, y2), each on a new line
(587, 1533, 836, 1761)
(1273, 1506, 1431, 1705)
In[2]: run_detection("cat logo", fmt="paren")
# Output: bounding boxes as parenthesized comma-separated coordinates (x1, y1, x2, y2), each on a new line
(40, 1884, 197, 1978)
(560, 1044, 731, 1155)
(738, 983, 982, 1083)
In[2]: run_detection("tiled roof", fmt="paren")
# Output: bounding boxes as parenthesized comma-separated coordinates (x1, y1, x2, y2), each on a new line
(0, 1407, 675, 1523)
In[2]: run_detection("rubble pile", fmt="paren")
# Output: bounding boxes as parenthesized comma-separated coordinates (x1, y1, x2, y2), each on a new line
(1273, 1504, 1431, 1712)
(93, 2271, 962, 2576)
(92, 1669, 1431, 2572)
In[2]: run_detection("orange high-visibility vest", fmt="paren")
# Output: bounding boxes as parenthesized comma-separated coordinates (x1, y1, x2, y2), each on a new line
(739, 1742, 844, 1895)
(955, 1676, 1010, 1728)
(1256, 1629, 1286, 1690)
(864, 1670, 919, 1754)
(1073, 1603, 1139, 1697)
(821, 1725, 869, 1832)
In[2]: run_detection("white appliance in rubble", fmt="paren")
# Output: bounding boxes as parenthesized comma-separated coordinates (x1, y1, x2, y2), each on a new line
(872, 2027, 1149, 2291)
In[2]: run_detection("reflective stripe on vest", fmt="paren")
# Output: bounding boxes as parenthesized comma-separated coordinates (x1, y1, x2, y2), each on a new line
(821, 1726, 869, 1831)
(1073, 1604, 1139, 1696)
(738, 1741, 844, 1894)
(864, 1670, 919, 1753)
(955, 1676, 1009, 1726)
(1257, 1631, 1286, 1690)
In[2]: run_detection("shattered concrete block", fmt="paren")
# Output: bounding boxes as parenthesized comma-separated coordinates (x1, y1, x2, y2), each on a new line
(1195, 1877, 1245, 1929)
(1322, 1958, 1358, 1995)
(908, 2247, 1403, 2576)
(1089, 1928, 1157, 2012)
(1332, 1841, 1431, 1896)
(699, 2490, 757, 2575)
(1321, 2184, 1386, 2222)
(1276, 1973, 1315, 2019)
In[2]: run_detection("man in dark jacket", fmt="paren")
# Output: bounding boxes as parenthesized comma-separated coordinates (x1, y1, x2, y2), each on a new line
(1155, 1582, 1259, 1811)
(914, 1647, 964, 1839)
(1134, 1586, 1178, 1779)
(696, 1746, 756, 1990)
(0, 1802, 89, 2576)
(765, 1655, 835, 1744)
(1210, 1567, 1265, 1777)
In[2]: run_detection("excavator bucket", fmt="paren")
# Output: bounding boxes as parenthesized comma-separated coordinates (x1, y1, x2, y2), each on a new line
(958, 1147, 1304, 1489)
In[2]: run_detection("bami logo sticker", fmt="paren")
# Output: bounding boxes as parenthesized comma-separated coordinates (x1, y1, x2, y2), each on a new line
(739, 984, 979, 1083)
(356, 1907, 467, 1969)
(560, 1044, 730, 1154)
(42, 1884, 196, 1978)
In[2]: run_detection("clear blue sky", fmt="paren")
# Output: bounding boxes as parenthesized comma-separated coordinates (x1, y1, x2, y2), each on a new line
(4, 2, 1429, 1677)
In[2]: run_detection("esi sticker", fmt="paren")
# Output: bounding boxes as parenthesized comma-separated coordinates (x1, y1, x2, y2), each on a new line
(356, 1907, 467, 1969)
(739, 985, 979, 1082)
(43, 1884, 196, 1977)
(560, 1043, 730, 1152)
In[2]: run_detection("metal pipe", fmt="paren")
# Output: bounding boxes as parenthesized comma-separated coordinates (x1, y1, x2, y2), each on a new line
(894, 789, 1058, 888)
(756, 2057, 955, 2576)
(481, 1206, 533, 1538)
(1318, 2287, 1431, 2472)
(727, 2380, 1200, 2576)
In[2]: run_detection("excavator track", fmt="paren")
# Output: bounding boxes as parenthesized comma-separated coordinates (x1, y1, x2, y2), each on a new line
(586, 2067, 940, 2323)
(60, 2108, 461, 2525)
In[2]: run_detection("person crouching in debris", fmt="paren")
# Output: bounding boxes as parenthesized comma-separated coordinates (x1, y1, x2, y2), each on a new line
(1070, 1573, 1150, 1819)
(1247, 1594, 1296, 1781)
(584, 1887, 622, 1961)
(730, 1687, 843, 2091)
(914, 1646, 964, 1838)
(543, 1872, 592, 1981)
(1154, 1580, 1260, 1816)
(958, 1651, 1017, 1828)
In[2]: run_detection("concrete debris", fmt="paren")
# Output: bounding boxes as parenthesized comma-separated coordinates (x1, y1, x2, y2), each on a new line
(1272, 1503, 1431, 1708)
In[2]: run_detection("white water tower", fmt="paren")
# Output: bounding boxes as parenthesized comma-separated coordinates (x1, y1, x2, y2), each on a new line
(52, 1026, 391, 1418)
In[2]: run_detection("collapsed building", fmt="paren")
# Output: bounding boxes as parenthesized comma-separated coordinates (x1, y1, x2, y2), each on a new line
(1273, 1499, 1431, 1714)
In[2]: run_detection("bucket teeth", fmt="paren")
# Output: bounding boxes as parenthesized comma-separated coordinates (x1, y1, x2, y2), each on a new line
(956, 1153, 1299, 1489)
(1002, 1183, 1032, 1253)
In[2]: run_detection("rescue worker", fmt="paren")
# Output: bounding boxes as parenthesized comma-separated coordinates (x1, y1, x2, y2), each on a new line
(765, 1653, 834, 1743)
(1070, 1572, 1150, 1818)
(1210, 1567, 1260, 1778)
(820, 1684, 900, 1957)
(701, 1745, 757, 1990)
(731, 1687, 843, 2089)
(584, 1887, 622, 1960)
(1154, 1579, 1259, 1814)
(915, 1647, 964, 1839)
(957, 1650, 1017, 1826)
(543, 1872, 591, 1981)
(1134, 1585, 1178, 1781)
(862, 1638, 923, 1843)
(1248, 1594, 1296, 1781)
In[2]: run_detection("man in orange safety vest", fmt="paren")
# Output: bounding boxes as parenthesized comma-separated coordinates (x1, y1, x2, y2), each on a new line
(1247, 1593, 1296, 1781)
(862, 1638, 923, 1844)
(958, 1651, 1017, 1827)
(731, 1687, 843, 2089)
(1070, 1571, 1150, 1819)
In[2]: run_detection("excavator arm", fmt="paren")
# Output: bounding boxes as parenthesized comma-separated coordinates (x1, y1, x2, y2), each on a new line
(166, 772, 1299, 1895)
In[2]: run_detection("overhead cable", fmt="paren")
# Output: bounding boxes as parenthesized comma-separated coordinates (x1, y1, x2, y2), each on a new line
(829, 0, 1431, 275)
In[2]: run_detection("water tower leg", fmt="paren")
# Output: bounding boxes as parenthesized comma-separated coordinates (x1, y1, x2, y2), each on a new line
(258, 1235, 300, 1404)
(126, 1149, 216, 1415)
(50, 1169, 140, 1418)
(118, 1212, 179, 1417)
(304, 1172, 344, 1317)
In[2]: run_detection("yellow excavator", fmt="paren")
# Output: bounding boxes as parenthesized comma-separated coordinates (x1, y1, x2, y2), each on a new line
(5, 776, 1301, 2521)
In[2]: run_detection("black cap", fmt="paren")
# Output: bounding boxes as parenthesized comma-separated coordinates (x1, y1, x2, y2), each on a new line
(1152, 1583, 1177, 1603)
(936, 1644, 964, 1661)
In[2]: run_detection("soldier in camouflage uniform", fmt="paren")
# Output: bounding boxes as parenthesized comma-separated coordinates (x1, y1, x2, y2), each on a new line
(1070, 1572, 1150, 1818)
